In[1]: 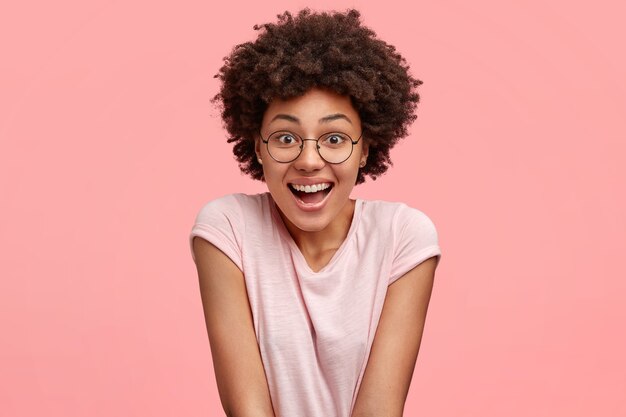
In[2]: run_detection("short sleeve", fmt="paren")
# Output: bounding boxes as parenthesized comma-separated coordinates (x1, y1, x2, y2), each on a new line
(388, 204, 442, 285)
(189, 194, 244, 271)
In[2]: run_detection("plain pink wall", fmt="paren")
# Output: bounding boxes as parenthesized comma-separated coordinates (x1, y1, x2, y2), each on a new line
(1, 0, 625, 416)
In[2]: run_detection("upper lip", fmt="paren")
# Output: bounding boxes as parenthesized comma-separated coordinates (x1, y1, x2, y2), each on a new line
(287, 178, 334, 186)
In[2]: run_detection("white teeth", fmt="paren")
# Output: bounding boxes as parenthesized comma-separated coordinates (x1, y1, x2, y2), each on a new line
(290, 183, 332, 193)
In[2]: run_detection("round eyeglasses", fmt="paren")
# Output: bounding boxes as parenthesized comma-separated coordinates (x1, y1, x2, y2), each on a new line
(260, 130, 363, 164)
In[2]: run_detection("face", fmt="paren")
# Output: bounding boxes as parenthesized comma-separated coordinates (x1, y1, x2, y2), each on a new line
(255, 88, 369, 233)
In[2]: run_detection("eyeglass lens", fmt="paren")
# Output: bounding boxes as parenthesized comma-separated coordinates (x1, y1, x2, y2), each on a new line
(266, 131, 355, 164)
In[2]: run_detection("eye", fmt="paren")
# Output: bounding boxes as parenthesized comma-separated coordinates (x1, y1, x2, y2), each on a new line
(278, 133, 296, 144)
(270, 132, 300, 146)
(322, 133, 348, 146)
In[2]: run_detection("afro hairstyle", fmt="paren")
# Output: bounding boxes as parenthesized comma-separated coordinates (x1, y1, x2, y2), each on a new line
(212, 8, 423, 184)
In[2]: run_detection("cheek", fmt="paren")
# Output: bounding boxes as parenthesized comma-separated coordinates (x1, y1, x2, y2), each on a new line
(263, 163, 287, 185)
(339, 162, 361, 181)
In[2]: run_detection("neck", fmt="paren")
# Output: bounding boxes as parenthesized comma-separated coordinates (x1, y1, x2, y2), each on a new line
(278, 199, 356, 257)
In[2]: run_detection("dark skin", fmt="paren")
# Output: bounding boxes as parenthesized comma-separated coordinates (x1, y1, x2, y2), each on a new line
(193, 237, 438, 417)
(194, 90, 439, 417)
(253, 88, 368, 272)
(214, 9, 422, 186)
(199, 8, 434, 416)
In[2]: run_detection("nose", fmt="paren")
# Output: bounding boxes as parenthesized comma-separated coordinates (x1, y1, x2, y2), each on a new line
(293, 139, 325, 171)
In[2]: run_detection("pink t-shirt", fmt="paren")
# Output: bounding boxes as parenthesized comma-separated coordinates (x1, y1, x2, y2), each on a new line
(189, 192, 441, 417)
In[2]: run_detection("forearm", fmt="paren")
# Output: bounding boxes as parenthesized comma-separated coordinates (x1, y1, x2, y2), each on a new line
(351, 258, 438, 417)
(219, 383, 275, 417)
(351, 401, 403, 417)
(224, 405, 275, 417)
(194, 238, 276, 417)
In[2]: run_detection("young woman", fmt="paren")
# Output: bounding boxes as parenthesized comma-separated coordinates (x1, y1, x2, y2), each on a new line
(190, 9, 442, 417)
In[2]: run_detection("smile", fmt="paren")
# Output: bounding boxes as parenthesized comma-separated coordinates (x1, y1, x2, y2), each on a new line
(289, 183, 332, 193)
(288, 182, 334, 211)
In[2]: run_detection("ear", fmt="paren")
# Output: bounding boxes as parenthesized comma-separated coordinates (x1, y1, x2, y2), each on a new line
(360, 139, 370, 166)
(254, 135, 263, 162)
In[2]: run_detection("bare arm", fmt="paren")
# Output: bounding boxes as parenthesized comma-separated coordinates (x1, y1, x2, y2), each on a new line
(351, 256, 439, 417)
(193, 237, 276, 417)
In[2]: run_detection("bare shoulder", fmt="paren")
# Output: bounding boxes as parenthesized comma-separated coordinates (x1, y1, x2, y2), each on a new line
(192, 237, 275, 417)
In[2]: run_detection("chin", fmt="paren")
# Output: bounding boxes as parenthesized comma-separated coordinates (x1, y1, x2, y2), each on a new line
(279, 207, 331, 232)
(292, 215, 332, 232)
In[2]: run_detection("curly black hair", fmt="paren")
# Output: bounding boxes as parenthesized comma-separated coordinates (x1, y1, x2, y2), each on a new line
(213, 8, 422, 184)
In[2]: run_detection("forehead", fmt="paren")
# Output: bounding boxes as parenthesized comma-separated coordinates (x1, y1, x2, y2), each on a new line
(262, 88, 360, 126)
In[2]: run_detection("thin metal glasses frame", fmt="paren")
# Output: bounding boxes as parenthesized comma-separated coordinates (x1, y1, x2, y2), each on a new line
(259, 130, 363, 164)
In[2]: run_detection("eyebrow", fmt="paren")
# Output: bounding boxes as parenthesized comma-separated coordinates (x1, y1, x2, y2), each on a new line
(320, 113, 353, 124)
(270, 114, 300, 124)
(269, 113, 353, 125)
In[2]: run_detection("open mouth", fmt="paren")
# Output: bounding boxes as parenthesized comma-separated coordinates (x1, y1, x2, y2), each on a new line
(288, 182, 334, 205)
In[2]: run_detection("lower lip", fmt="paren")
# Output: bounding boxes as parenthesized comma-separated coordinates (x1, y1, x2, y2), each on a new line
(290, 186, 333, 212)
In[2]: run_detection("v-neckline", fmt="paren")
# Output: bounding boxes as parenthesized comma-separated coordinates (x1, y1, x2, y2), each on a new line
(267, 193, 363, 275)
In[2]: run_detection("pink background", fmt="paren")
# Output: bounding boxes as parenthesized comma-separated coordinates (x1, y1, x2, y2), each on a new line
(1, 0, 625, 416)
